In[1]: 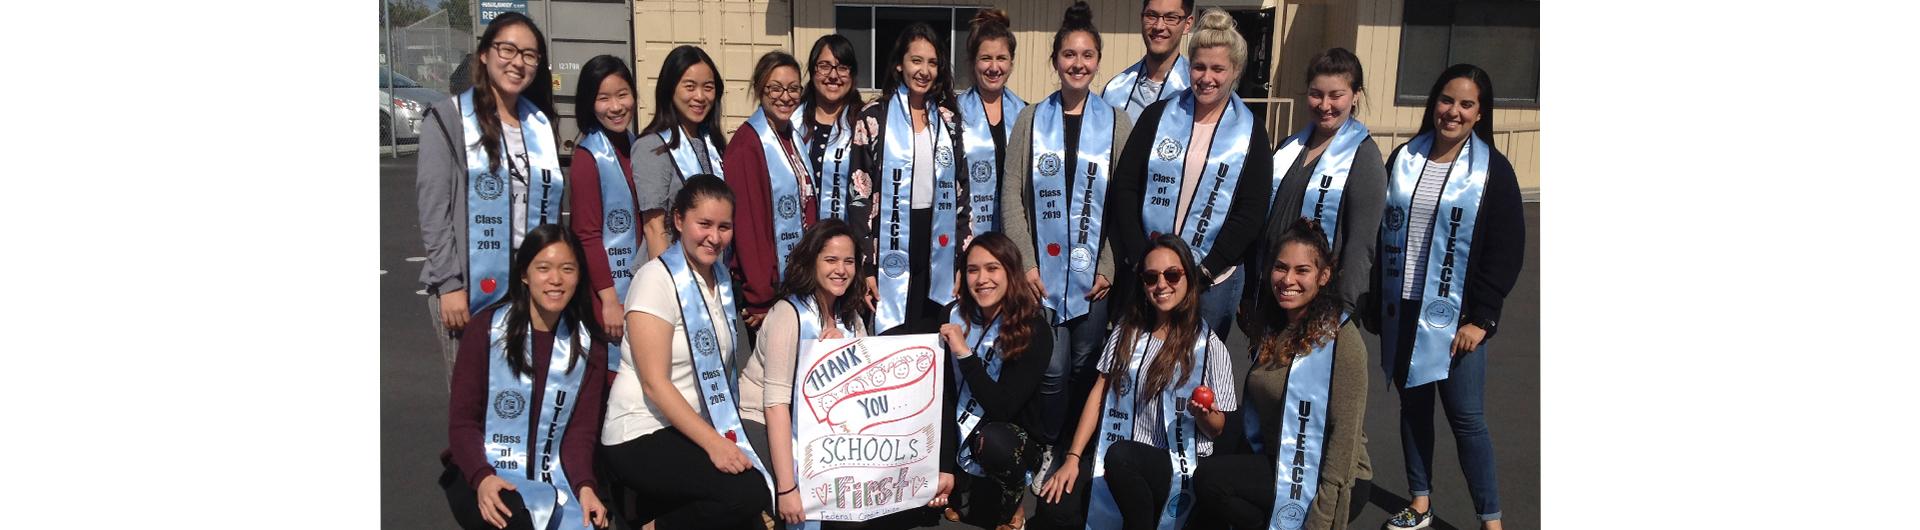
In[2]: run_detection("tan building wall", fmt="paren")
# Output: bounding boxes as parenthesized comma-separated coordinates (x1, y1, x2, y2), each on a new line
(632, 0, 1539, 190)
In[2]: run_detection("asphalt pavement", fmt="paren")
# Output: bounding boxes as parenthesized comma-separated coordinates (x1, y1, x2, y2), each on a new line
(382, 153, 1540, 529)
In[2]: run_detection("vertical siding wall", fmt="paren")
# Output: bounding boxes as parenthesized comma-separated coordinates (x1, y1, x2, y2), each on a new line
(634, 0, 1538, 191)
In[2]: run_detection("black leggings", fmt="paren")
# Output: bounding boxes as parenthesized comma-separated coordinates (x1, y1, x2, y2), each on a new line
(1190, 453, 1371, 529)
(601, 427, 771, 529)
(442, 462, 538, 530)
(1030, 439, 1172, 530)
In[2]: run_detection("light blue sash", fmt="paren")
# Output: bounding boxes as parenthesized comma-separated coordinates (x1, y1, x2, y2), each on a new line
(658, 127, 726, 181)
(1100, 54, 1191, 119)
(785, 295, 853, 530)
(1088, 326, 1213, 530)
(1379, 133, 1490, 388)
(748, 108, 816, 275)
(798, 103, 856, 222)
(583, 129, 638, 371)
(958, 87, 1026, 233)
(1239, 315, 1345, 530)
(1030, 93, 1113, 324)
(460, 89, 563, 313)
(1270, 119, 1372, 243)
(658, 242, 776, 504)
(875, 87, 961, 333)
(948, 307, 1004, 477)
(482, 310, 590, 530)
(1140, 92, 1254, 261)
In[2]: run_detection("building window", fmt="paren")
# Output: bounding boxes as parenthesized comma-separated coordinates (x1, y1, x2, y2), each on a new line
(1395, 0, 1539, 107)
(835, 5, 979, 92)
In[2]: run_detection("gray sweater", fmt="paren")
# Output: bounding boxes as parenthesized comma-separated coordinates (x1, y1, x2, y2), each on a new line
(1244, 320, 1372, 530)
(998, 98, 1134, 283)
(1242, 137, 1387, 323)
(416, 97, 471, 295)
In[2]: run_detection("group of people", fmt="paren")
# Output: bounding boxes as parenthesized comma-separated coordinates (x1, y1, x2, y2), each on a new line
(415, 1, 1526, 529)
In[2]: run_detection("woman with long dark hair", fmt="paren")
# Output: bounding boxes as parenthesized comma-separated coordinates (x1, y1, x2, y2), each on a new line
(847, 22, 972, 336)
(599, 175, 772, 529)
(1034, 235, 1238, 530)
(1376, 64, 1525, 530)
(1190, 219, 1371, 530)
(632, 45, 728, 261)
(798, 35, 868, 225)
(567, 54, 640, 370)
(998, 0, 1131, 462)
(416, 11, 562, 385)
(725, 50, 818, 330)
(937, 232, 1055, 529)
(956, 8, 1025, 234)
(1106, 9, 1273, 338)
(441, 224, 611, 530)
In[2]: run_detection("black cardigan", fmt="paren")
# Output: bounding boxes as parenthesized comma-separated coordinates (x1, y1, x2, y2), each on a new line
(1107, 98, 1275, 297)
(953, 313, 1055, 436)
(1368, 140, 1526, 340)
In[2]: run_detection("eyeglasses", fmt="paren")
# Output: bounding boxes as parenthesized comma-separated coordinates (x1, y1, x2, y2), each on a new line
(813, 62, 851, 76)
(489, 42, 541, 65)
(1140, 267, 1185, 287)
(762, 83, 804, 97)
(1141, 11, 1190, 28)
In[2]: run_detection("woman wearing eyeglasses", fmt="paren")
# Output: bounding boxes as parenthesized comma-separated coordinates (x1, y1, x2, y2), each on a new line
(417, 11, 562, 385)
(799, 35, 868, 226)
(631, 45, 728, 262)
(724, 51, 818, 331)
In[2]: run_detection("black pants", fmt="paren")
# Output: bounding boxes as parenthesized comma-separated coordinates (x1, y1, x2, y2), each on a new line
(441, 462, 537, 530)
(956, 422, 1042, 527)
(1190, 452, 1372, 529)
(894, 207, 949, 333)
(601, 427, 771, 529)
(1030, 439, 1172, 530)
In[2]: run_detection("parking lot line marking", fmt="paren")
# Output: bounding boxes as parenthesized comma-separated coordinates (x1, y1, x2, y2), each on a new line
(415, 289, 427, 295)
(405, 256, 426, 262)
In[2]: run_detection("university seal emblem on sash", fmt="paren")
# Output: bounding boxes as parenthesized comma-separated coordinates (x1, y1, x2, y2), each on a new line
(1071, 246, 1093, 272)
(1385, 205, 1405, 231)
(1278, 503, 1307, 529)
(1155, 138, 1182, 161)
(970, 160, 993, 184)
(1039, 153, 1062, 176)
(608, 208, 633, 234)
(882, 251, 909, 279)
(778, 195, 799, 220)
(695, 329, 717, 356)
(477, 173, 504, 200)
(1423, 300, 1458, 328)
(1113, 373, 1131, 397)
(493, 390, 526, 419)
(936, 145, 954, 168)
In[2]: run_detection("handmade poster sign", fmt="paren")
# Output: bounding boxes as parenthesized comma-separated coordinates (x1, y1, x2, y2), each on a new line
(792, 334, 944, 522)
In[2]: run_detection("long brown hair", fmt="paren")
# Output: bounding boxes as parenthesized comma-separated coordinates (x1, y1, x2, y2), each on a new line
(1254, 219, 1342, 369)
(776, 218, 869, 327)
(956, 233, 1040, 361)
(1108, 234, 1206, 401)
(468, 12, 556, 173)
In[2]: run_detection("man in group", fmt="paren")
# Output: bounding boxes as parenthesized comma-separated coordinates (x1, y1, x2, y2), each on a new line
(1100, 0, 1194, 121)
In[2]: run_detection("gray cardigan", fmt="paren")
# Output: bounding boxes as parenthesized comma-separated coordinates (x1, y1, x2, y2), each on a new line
(1242, 136, 1387, 320)
(416, 97, 471, 295)
(998, 98, 1134, 283)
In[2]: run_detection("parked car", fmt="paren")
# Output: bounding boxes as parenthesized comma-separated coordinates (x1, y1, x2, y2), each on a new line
(380, 69, 448, 145)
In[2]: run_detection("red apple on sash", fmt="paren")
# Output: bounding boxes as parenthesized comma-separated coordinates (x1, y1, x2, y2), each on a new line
(1191, 385, 1214, 410)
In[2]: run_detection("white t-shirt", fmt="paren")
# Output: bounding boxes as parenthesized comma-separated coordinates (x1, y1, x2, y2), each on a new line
(603, 257, 739, 444)
(911, 126, 935, 209)
(504, 124, 531, 248)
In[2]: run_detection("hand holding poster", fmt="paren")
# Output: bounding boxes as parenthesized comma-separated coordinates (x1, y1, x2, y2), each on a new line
(793, 334, 944, 522)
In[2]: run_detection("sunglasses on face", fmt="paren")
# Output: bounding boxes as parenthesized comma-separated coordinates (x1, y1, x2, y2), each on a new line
(1141, 267, 1184, 287)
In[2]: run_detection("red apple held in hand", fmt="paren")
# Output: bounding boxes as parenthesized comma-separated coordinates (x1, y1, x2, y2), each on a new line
(1191, 386, 1214, 410)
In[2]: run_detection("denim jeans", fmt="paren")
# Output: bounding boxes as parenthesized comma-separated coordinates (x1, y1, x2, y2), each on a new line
(1398, 336, 1502, 521)
(1039, 298, 1109, 445)
(1197, 267, 1244, 339)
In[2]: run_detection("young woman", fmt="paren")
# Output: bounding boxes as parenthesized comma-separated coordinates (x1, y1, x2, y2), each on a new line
(848, 23, 972, 335)
(1101, 0, 1193, 121)
(937, 233, 1056, 529)
(726, 51, 819, 329)
(1190, 219, 1370, 530)
(600, 175, 771, 528)
(733, 219, 868, 527)
(996, 0, 1131, 468)
(1376, 64, 1525, 530)
(1245, 48, 1386, 331)
(417, 12, 562, 384)
(956, 8, 1025, 234)
(632, 45, 727, 261)
(1034, 235, 1238, 530)
(441, 224, 611, 530)
(1107, 8, 1273, 338)
(567, 54, 641, 371)
(798, 35, 868, 225)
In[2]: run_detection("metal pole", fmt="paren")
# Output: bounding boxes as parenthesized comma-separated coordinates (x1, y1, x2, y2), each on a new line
(384, 0, 399, 158)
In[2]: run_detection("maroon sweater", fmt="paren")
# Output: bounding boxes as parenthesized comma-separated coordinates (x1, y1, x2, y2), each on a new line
(567, 140, 635, 321)
(724, 121, 819, 317)
(442, 307, 608, 495)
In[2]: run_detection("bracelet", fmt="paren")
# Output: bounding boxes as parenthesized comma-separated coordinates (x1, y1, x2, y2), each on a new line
(1065, 452, 1081, 460)
(778, 485, 798, 495)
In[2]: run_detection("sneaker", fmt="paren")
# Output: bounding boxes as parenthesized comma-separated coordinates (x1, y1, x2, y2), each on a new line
(1384, 506, 1432, 530)
(1029, 443, 1056, 495)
